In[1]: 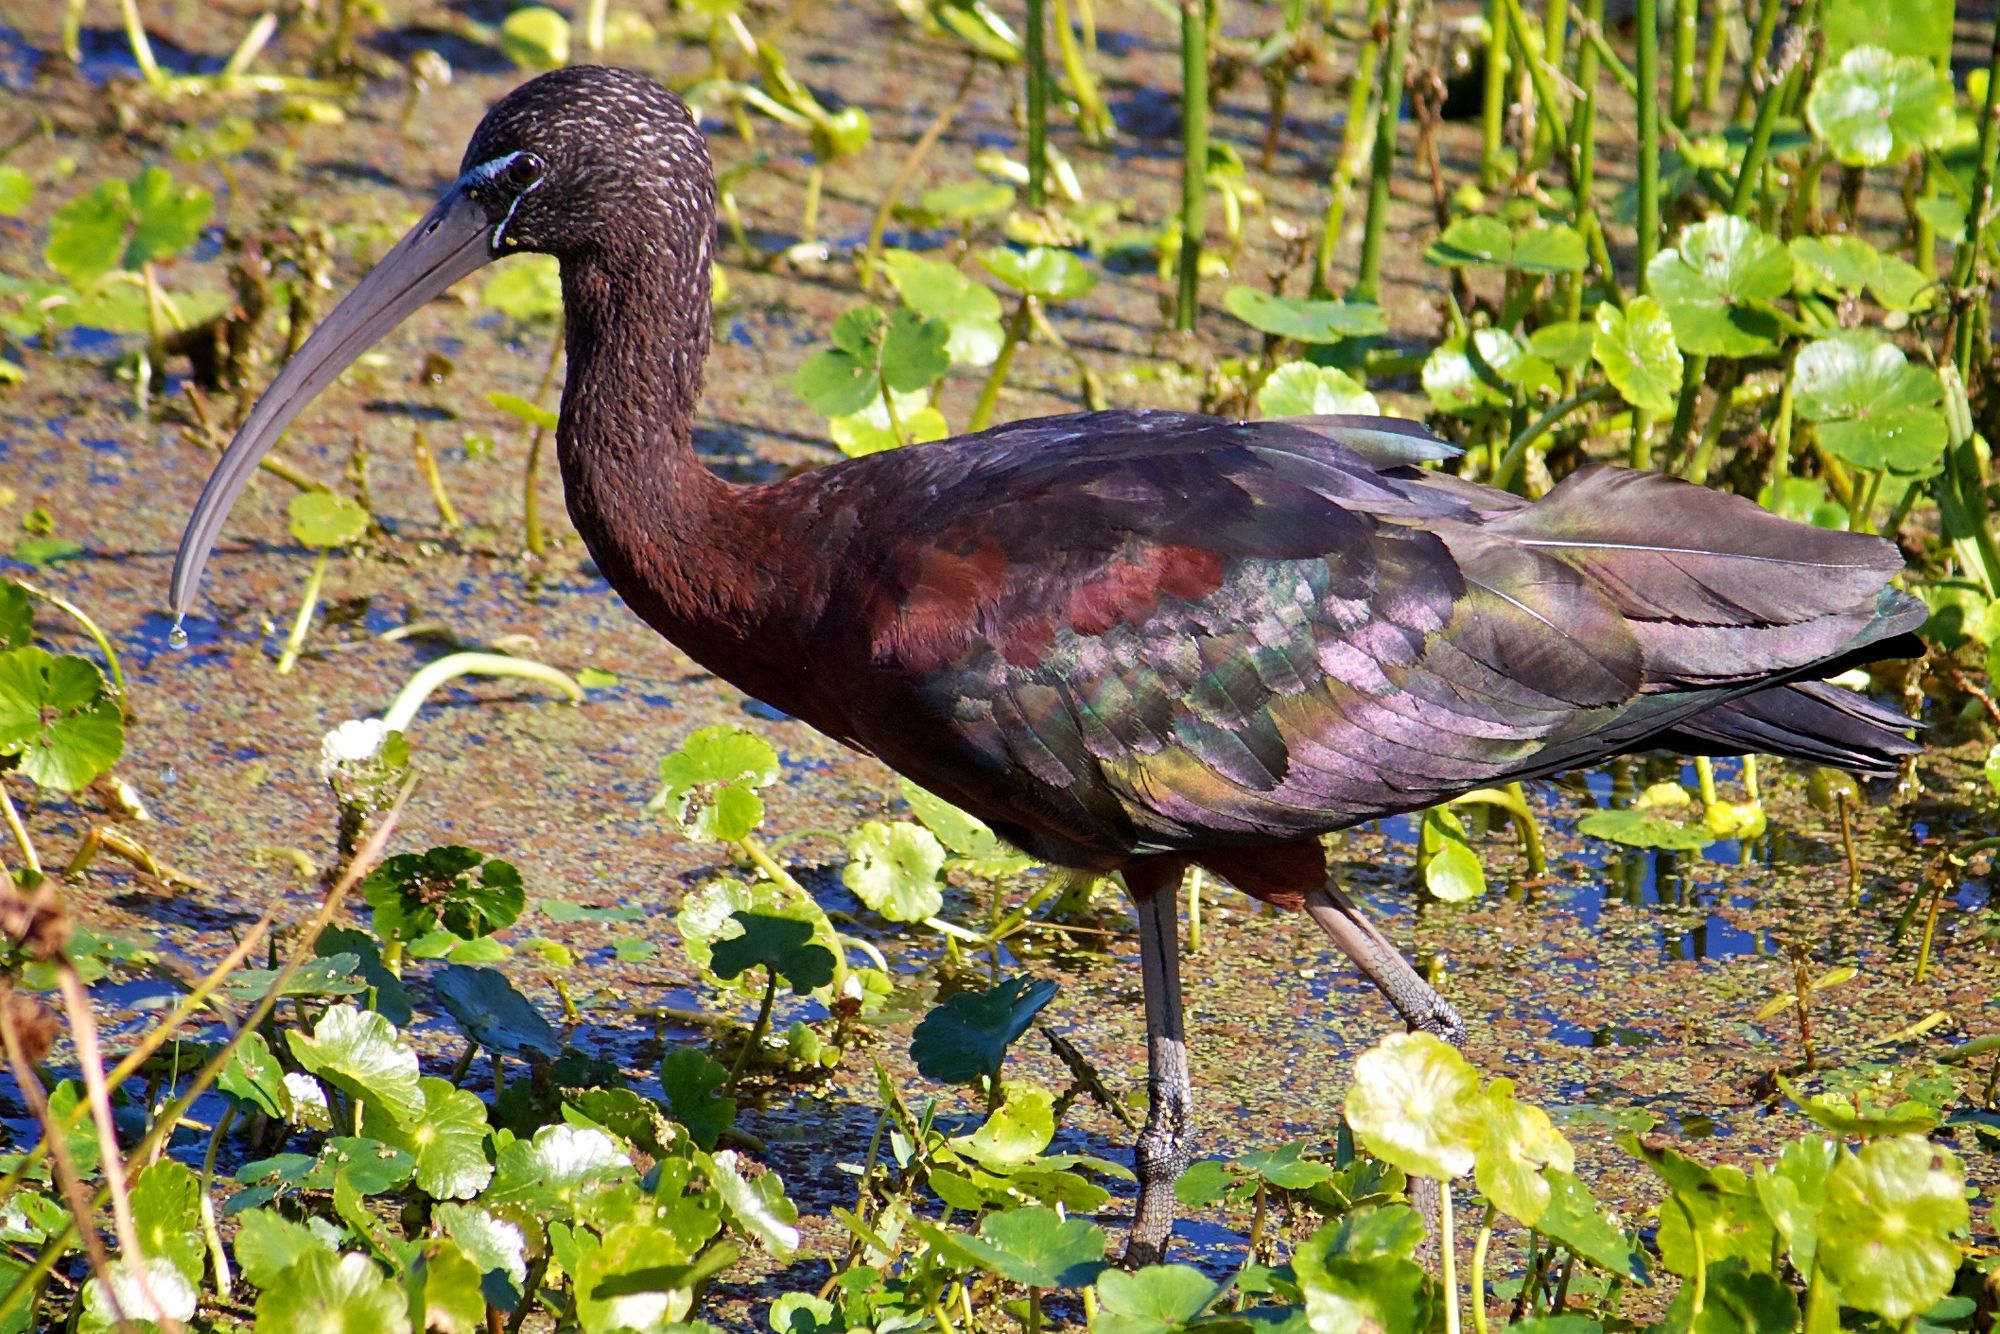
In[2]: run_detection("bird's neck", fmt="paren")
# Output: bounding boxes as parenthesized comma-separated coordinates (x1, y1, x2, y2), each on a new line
(554, 251, 793, 676)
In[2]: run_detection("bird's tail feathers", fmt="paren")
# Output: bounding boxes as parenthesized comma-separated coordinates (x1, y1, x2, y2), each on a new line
(1655, 678, 1922, 778)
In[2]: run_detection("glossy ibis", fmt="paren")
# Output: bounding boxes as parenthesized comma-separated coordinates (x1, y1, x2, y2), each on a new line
(172, 67, 1924, 1264)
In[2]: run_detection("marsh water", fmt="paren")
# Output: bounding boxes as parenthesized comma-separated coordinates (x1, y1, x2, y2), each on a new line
(0, 0, 1996, 1318)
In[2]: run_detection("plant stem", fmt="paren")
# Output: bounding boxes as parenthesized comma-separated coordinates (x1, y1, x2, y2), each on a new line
(1440, 1179, 1461, 1334)
(275, 549, 330, 676)
(729, 971, 779, 1086)
(411, 429, 459, 529)
(1176, 0, 1210, 328)
(1670, 0, 1696, 124)
(1480, 0, 1509, 185)
(1026, 0, 1049, 209)
(1351, 0, 1410, 304)
(968, 297, 1033, 431)
(378, 651, 584, 734)
(1635, 0, 1661, 290)
(198, 1105, 238, 1299)
(1185, 866, 1203, 954)
(584, 0, 606, 57)
(861, 56, 979, 287)
(1313, 0, 1386, 295)
(116, 0, 165, 87)
(1952, 17, 2000, 377)
(523, 327, 564, 557)
(1470, 1204, 1496, 1334)
(0, 782, 39, 876)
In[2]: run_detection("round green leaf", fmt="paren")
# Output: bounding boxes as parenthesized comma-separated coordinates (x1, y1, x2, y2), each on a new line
(1095, 1264, 1223, 1334)
(878, 306, 950, 393)
(233, 1208, 337, 1290)
(1256, 362, 1380, 417)
(953, 1204, 1107, 1288)
(843, 820, 946, 921)
(373, 1076, 493, 1200)
(499, 6, 570, 70)
(252, 1250, 409, 1334)
(1647, 215, 1790, 357)
(1576, 807, 1716, 850)
(1345, 1032, 1484, 1180)
(46, 180, 132, 288)
(919, 178, 1015, 220)
(288, 491, 368, 548)
(1426, 216, 1586, 274)
(1806, 46, 1955, 167)
(708, 911, 837, 993)
(485, 1123, 634, 1227)
(977, 246, 1096, 300)
(952, 1082, 1056, 1170)
(1473, 1080, 1575, 1226)
(1793, 334, 1947, 474)
(432, 964, 562, 1061)
(129, 1161, 204, 1286)
(880, 250, 1004, 366)
(1422, 337, 1508, 414)
(1223, 286, 1388, 342)
(0, 648, 122, 792)
(482, 254, 563, 322)
(910, 974, 1059, 1084)
(1818, 1136, 1968, 1321)
(706, 1148, 801, 1259)
(124, 165, 213, 269)
(650, 724, 780, 842)
(434, 1203, 528, 1284)
(1593, 295, 1684, 416)
(286, 1004, 425, 1128)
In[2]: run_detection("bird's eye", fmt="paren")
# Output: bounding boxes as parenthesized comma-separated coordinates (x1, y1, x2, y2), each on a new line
(498, 153, 544, 192)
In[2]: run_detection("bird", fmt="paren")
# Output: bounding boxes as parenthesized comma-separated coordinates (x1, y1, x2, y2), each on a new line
(171, 66, 1924, 1265)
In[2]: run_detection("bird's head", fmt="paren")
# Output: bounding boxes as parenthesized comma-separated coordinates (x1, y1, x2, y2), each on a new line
(169, 67, 714, 621)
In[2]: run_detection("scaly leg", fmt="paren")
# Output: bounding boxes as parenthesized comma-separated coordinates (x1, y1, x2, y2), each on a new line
(1122, 863, 1193, 1268)
(1302, 882, 1465, 1043)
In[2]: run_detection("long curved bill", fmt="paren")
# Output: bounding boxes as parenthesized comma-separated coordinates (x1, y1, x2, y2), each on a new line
(170, 185, 498, 618)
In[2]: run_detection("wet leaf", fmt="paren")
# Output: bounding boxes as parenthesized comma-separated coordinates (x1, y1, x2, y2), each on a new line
(434, 1203, 527, 1284)
(660, 1049, 738, 1150)
(1345, 1032, 1484, 1180)
(1537, 1169, 1646, 1278)
(1292, 1205, 1437, 1334)
(364, 845, 524, 946)
(910, 974, 1059, 1084)
(651, 725, 780, 842)
(878, 306, 950, 392)
(1474, 1079, 1575, 1226)
(1223, 286, 1387, 342)
(1094, 1264, 1224, 1334)
(1807, 46, 1955, 167)
(252, 1250, 409, 1334)
(0, 647, 122, 792)
(485, 1124, 634, 1227)
(706, 1149, 800, 1258)
(1647, 216, 1791, 357)
(374, 1076, 493, 1200)
(978, 245, 1096, 300)
(125, 165, 213, 269)
(499, 5, 570, 69)
(709, 911, 837, 993)
(931, 1204, 1107, 1287)
(881, 249, 1005, 366)
(1818, 1137, 1967, 1321)
(129, 1160, 203, 1286)
(1256, 362, 1380, 417)
(843, 820, 946, 922)
(432, 964, 562, 1061)
(287, 491, 367, 548)
(1593, 296, 1683, 416)
(1794, 334, 1947, 474)
(218, 1030, 289, 1119)
(1577, 807, 1716, 850)
(232, 1207, 336, 1289)
(285, 1005, 423, 1127)
(952, 1081, 1056, 1169)
(1753, 1135, 1836, 1276)
(920, 178, 1016, 219)
(1425, 216, 1587, 273)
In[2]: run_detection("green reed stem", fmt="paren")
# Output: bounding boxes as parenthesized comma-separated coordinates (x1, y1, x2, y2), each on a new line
(274, 549, 330, 676)
(1313, 0, 1387, 295)
(1635, 0, 1662, 291)
(1670, 0, 1697, 124)
(1351, 0, 1410, 304)
(1026, 0, 1049, 209)
(1176, 0, 1210, 328)
(1733, 0, 1782, 120)
(1699, 0, 1729, 113)
(1952, 17, 2000, 377)
(1481, 0, 1509, 184)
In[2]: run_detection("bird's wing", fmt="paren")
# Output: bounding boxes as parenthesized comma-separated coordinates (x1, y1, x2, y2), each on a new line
(811, 411, 1913, 864)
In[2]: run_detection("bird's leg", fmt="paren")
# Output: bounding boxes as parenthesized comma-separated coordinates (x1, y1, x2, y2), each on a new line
(1302, 883, 1465, 1043)
(1303, 880, 1464, 1265)
(1123, 866, 1193, 1268)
